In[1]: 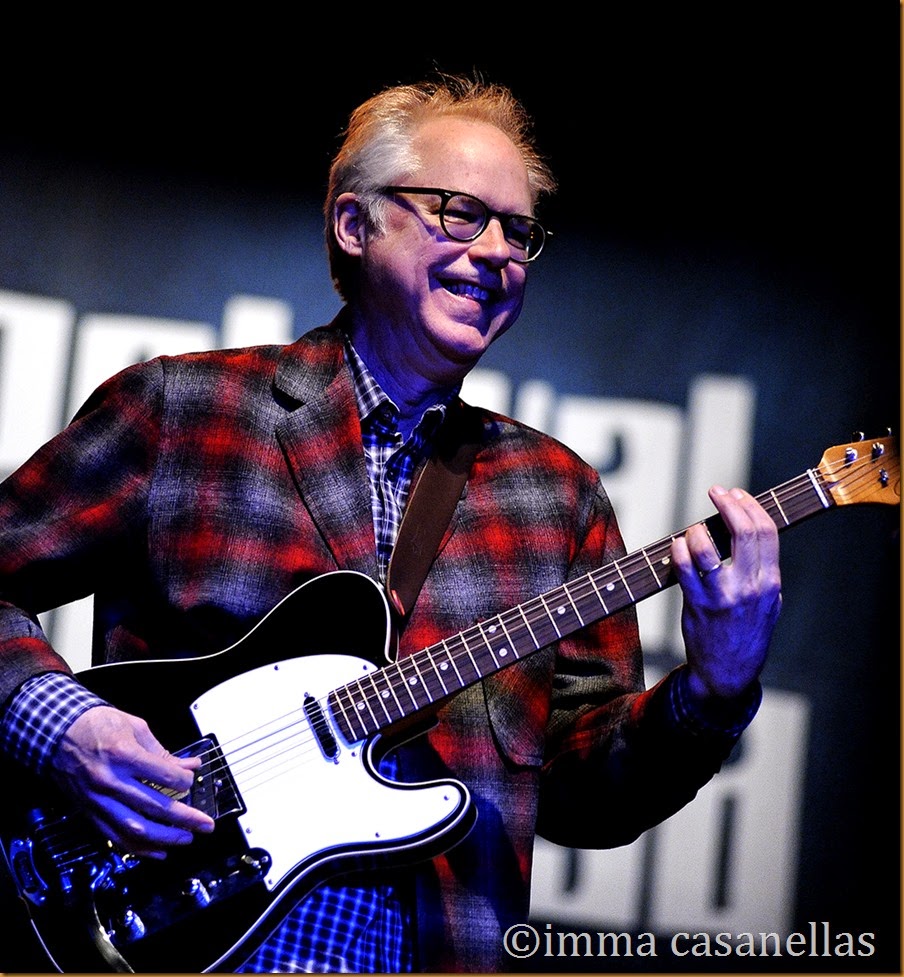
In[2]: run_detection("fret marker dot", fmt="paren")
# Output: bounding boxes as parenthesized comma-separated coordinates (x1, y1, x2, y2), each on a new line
(440, 662, 449, 670)
(607, 583, 616, 592)
(409, 678, 418, 685)
(557, 606, 566, 615)
(356, 702, 365, 711)
(499, 649, 508, 657)
(488, 625, 497, 634)
(662, 557, 671, 565)
(381, 690, 390, 698)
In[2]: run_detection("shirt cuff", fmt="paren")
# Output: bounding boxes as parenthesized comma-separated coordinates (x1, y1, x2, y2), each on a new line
(668, 665, 762, 739)
(0, 671, 108, 774)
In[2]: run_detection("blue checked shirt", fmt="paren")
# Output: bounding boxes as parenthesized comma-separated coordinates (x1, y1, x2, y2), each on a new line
(0, 339, 455, 973)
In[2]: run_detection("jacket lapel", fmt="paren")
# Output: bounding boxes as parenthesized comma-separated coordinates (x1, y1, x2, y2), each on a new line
(273, 324, 378, 579)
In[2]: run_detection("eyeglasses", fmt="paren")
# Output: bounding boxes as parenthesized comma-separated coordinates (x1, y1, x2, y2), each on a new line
(380, 186, 548, 263)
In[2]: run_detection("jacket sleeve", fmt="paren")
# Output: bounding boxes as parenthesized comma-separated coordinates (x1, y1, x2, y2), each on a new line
(536, 479, 756, 849)
(0, 359, 162, 710)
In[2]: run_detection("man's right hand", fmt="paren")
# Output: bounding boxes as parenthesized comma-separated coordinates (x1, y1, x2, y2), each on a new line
(49, 706, 215, 858)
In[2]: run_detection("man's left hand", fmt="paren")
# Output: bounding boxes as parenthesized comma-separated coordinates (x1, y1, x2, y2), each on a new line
(670, 485, 782, 703)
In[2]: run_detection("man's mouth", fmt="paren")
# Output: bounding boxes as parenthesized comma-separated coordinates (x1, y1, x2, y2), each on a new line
(442, 281, 492, 303)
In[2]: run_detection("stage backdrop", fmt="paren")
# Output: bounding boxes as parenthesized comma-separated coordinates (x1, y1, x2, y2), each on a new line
(0, 11, 899, 973)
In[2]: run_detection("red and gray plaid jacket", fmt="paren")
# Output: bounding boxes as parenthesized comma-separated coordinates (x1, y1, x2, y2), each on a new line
(0, 320, 744, 971)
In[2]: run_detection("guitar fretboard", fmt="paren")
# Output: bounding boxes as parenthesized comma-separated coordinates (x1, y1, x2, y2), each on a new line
(328, 440, 892, 744)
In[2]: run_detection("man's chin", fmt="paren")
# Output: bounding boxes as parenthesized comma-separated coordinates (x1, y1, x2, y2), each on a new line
(432, 324, 502, 370)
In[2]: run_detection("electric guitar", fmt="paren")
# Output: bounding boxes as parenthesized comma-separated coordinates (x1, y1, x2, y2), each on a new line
(0, 434, 898, 972)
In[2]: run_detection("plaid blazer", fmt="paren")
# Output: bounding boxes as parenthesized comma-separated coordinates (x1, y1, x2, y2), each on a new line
(0, 320, 739, 971)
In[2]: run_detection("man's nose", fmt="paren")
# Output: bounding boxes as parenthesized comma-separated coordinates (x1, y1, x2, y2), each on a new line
(468, 217, 510, 265)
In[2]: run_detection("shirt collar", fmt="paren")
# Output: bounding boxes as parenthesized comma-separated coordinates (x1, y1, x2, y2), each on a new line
(343, 336, 459, 436)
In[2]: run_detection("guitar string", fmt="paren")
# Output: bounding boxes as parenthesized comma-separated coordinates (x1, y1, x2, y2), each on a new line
(36, 448, 896, 859)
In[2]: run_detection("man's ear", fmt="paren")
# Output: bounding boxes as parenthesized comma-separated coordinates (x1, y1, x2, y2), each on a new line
(333, 192, 366, 257)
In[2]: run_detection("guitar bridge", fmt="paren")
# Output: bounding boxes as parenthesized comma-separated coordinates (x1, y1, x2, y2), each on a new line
(175, 737, 244, 819)
(8, 835, 50, 905)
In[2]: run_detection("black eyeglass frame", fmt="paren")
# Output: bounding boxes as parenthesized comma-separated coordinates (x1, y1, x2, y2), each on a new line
(380, 185, 548, 263)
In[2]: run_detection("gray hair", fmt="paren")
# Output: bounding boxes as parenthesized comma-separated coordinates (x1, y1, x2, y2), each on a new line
(325, 74, 556, 300)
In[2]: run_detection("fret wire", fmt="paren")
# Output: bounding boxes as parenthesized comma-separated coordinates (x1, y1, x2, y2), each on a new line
(618, 541, 673, 594)
(364, 670, 399, 724)
(585, 571, 610, 615)
(517, 604, 539, 649)
(640, 545, 665, 587)
(765, 472, 820, 513)
(407, 654, 435, 704)
(458, 628, 486, 679)
(588, 567, 619, 607)
(783, 476, 824, 520)
(477, 620, 503, 669)
(441, 637, 467, 687)
(524, 589, 576, 637)
(765, 489, 788, 525)
(426, 646, 451, 696)
(499, 608, 529, 658)
(563, 580, 585, 626)
(336, 681, 365, 731)
(538, 592, 564, 638)
(403, 639, 481, 698)
(327, 689, 358, 741)
(438, 631, 479, 686)
(349, 675, 382, 734)
(358, 669, 392, 729)
(522, 596, 559, 645)
(614, 560, 635, 601)
(394, 659, 422, 709)
(806, 468, 831, 508)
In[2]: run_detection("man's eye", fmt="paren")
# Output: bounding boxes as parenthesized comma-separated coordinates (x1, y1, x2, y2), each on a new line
(506, 220, 532, 248)
(445, 210, 479, 225)
(444, 196, 484, 225)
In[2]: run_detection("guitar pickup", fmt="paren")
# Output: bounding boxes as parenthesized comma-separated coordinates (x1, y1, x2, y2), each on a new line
(303, 694, 339, 760)
(175, 737, 244, 820)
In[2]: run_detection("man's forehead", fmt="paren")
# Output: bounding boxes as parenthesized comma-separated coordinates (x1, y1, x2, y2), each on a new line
(407, 117, 531, 204)
(410, 115, 517, 153)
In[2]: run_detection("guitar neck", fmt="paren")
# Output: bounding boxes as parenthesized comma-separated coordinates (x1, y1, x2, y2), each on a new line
(329, 437, 895, 742)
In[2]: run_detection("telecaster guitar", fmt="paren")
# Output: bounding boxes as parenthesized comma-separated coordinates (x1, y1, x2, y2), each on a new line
(0, 434, 898, 972)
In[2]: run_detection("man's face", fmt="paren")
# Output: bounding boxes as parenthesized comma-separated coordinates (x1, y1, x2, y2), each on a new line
(354, 116, 534, 386)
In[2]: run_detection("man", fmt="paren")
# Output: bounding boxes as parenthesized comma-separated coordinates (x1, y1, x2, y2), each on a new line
(0, 76, 781, 972)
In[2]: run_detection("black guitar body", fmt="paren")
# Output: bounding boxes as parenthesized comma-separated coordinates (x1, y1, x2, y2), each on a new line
(0, 572, 473, 972)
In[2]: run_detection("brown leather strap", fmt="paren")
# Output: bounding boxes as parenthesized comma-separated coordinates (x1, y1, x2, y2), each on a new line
(385, 402, 481, 626)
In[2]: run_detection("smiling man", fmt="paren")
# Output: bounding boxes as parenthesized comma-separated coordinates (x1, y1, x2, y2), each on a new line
(0, 76, 781, 973)
(334, 116, 532, 408)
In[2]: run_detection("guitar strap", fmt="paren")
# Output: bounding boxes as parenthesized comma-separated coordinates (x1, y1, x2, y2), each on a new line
(385, 401, 482, 632)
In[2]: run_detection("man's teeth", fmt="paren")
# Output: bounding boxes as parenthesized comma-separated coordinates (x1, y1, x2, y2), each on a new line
(445, 282, 490, 301)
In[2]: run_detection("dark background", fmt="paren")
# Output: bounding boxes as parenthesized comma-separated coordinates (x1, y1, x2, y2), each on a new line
(4, 7, 898, 274)
(0, 4, 899, 972)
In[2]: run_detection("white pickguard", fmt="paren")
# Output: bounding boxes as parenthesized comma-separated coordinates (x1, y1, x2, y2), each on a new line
(191, 654, 467, 890)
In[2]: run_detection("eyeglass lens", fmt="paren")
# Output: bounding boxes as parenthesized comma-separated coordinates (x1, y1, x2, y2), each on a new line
(441, 193, 543, 261)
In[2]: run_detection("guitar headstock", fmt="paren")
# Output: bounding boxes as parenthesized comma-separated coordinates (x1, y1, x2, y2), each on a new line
(818, 433, 900, 507)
